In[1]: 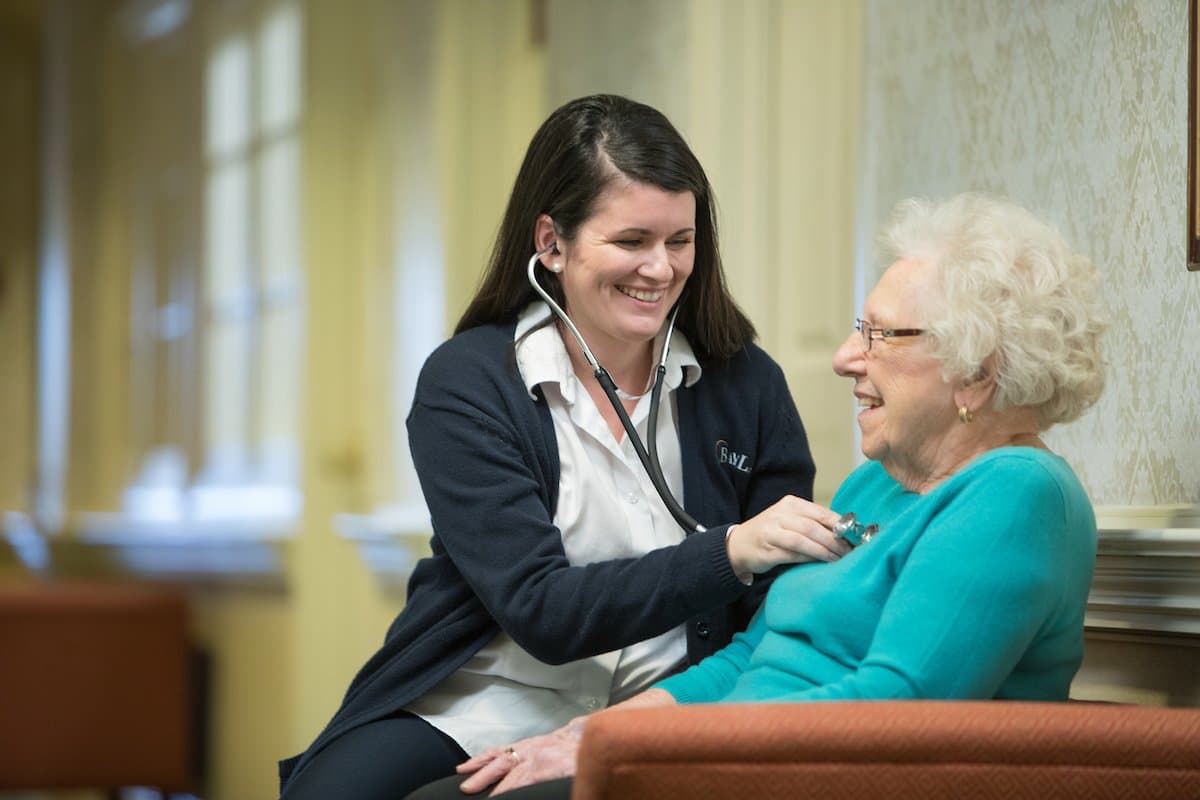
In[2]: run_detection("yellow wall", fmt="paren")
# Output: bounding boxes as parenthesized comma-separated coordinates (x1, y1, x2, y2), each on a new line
(0, 0, 38, 518)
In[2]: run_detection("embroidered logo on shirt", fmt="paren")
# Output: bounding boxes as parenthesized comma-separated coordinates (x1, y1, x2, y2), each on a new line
(715, 439, 752, 473)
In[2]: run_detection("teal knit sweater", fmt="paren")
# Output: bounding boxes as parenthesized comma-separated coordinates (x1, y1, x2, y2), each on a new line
(656, 448, 1097, 704)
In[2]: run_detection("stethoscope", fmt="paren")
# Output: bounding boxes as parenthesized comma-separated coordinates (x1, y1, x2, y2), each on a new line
(832, 513, 877, 546)
(527, 244, 706, 534)
(526, 244, 879, 549)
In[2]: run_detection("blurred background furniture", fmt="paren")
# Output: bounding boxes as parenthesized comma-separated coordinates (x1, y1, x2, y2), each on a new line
(0, 580, 199, 798)
(573, 700, 1200, 799)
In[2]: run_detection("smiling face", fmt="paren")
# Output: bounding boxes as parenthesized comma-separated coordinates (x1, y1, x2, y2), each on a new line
(832, 258, 960, 486)
(553, 178, 696, 361)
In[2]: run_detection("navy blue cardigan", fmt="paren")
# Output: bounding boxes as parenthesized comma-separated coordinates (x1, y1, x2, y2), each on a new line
(280, 322, 815, 788)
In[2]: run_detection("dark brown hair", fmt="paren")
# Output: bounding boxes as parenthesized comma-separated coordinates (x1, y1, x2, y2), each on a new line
(454, 94, 754, 361)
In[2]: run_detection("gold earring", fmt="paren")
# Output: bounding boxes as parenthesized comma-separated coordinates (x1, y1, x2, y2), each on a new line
(958, 406, 974, 424)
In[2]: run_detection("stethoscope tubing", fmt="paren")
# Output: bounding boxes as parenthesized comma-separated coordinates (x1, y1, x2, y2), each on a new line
(526, 246, 706, 534)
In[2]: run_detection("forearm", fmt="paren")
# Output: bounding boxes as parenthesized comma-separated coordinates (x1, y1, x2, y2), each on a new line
(562, 690, 680, 756)
(561, 691, 677, 762)
(605, 687, 678, 713)
(564, 689, 678, 744)
(411, 401, 750, 662)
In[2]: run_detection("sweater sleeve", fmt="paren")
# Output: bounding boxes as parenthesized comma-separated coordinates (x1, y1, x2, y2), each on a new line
(765, 458, 1075, 702)
(652, 606, 769, 703)
(406, 346, 751, 666)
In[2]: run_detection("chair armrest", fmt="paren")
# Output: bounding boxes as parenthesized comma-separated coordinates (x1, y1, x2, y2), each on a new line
(573, 701, 1200, 799)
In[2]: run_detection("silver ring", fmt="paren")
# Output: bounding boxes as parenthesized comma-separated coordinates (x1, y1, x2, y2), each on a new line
(505, 747, 520, 763)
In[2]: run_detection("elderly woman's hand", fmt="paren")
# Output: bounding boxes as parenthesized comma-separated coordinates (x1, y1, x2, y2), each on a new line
(727, 496, 851, 579)
(455, 716, 587, 796)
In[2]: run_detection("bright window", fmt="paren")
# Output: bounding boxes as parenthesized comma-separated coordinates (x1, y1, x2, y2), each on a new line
(125, 1, 304, 525)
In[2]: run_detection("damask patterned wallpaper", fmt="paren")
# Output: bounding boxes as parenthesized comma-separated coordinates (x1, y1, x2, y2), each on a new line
(860, 0, 1199, 505)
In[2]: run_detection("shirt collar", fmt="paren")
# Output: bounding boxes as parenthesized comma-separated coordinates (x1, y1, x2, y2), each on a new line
(514, 301, 702, 401)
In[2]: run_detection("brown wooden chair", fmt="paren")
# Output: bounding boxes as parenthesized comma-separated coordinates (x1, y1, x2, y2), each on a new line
(573, 700, 1200, 799)
(0, 580, 197, 797)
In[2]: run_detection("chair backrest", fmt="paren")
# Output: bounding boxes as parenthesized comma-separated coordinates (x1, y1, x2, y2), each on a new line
(0, 580, 195, 792)
(573, 701, 1200, 799)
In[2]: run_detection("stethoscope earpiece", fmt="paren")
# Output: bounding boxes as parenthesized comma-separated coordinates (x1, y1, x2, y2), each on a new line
(543, 241, 562, 271)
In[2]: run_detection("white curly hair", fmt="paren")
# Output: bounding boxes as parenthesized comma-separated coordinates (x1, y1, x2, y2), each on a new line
(882, 193, 1108, 429)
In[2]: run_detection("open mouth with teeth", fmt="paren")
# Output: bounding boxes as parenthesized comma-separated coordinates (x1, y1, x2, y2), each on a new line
(617, 286, 665, 303)
(858, 396, 882, 411)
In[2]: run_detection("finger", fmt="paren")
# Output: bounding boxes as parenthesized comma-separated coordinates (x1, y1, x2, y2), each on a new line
(830, 534, 854, 556)
(489, 766, 535, 797)
(458, 758, 512, 794)
(771, 527, 845, 562)
(457, 750, 502, 773)
(806, 513, 857, 557)
(803, 499, 844, 531)
(780, 496, 847, 533)
(463, 748, 522, 790)
(803, 520, 855, 557)
(786, 506, 856, 555)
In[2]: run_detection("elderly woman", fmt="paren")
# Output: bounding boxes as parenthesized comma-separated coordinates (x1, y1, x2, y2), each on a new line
(414, 193, 1108, 799)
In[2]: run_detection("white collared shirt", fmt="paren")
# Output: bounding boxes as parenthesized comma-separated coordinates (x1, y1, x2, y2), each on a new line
(406, 301, 702, 754)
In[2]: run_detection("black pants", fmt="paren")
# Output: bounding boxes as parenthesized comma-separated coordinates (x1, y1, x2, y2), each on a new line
(280, 712, 469, 800)
(405, 774, 573, 800)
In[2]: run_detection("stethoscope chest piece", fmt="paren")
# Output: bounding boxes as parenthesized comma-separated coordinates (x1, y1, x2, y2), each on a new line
(833, 512, 879, 547)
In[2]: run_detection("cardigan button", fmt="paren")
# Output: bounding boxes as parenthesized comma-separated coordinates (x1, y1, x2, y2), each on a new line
(695, 621, 711, 639)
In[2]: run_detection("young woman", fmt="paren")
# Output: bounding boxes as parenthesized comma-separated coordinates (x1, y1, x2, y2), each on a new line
(279, 94, 841, 800)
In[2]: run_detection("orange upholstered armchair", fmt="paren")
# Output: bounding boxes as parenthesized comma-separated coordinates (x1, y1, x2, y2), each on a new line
(572, 701, 1200, 799)
(0, 581, 197, 796)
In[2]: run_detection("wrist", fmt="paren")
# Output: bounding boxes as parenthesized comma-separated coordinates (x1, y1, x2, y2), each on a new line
(724, 525, 753, 585)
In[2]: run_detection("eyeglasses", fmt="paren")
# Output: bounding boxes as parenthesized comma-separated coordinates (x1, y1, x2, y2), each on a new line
(854, 318, 926, 352)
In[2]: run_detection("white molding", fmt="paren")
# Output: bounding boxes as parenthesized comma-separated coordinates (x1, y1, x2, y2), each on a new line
(1, 509, 293, 585)
(1086, 505, 1200, 640)
(1094, 504, 1200, 530)
(333, 505, 431, 589)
